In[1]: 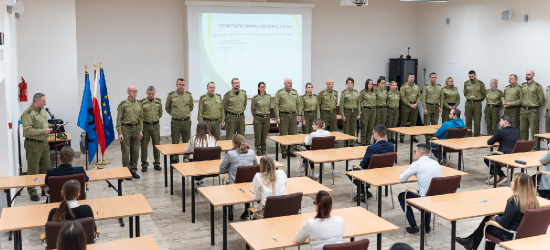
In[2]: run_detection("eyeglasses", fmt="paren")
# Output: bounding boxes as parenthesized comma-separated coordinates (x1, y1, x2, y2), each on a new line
(313, 201, 316, 205)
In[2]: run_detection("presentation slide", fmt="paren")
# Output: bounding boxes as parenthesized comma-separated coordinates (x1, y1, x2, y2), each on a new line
(198, 13, 302, 95)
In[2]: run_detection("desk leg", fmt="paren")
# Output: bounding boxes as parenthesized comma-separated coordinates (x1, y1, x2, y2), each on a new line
(5, 189, 13, 241)
(385, 186, 388, 197)
(410, 138, 413, 164)
(493, 160, 498, 189)
(246, 244, 250, 250)
(305, 159, 309, 177)
(377, 233, 382, 250)
(351, 237, 354, 242)
(135, 216, 140, 237)
(420, 210, 426, 250)
(319, 163, 323, 184)
(276, 143, 279, 161)
(287, 146, 291, 178)
(118, 179, 125, 227)
(451, 221, 456, 250)
(211, 204, 215, 245)
(346, 160, 349, 171)
(170, 165, 174, 195)
(164, 155, 168, 187)
(182, 176, 186, 212)
(438, 145, 442, 163)
(357, 181, 361, 207)
(377, 186, 382, 217)
(129, 216, 134, 238)
(458, 151, 462, 172)
(192, 176, 196, 223)
(13, 230, 17, 250)
(223, 206, 228, 250)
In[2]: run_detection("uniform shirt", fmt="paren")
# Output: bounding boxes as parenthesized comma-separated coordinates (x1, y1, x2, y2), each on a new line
(546, 86, 550, 110)
(165, 90, 194, 120)
(300, 93, 320, 118)
(198, 93, 224, 122)
(521, 80, 544, 107)
(140, 97, 163, 123)
(274, 88, 300, 119)
(374, 88, 388, 107)
(502, 84, 522, 107)
(339, 89, 360, 117)
(251, 94, 272, 116)
(399, 156, 442, 196)
(422, 82, 442, 108)
(359, 90, 377, 107)
(318, 88, 339, 111)
(387, 90, 400, 108)
(400, 82, 421, 106)
(116, 98, 143, 134)
(223, 89, 247, 114)
(463, 79, 486, 101)
(486, 88, 503, 105)
(295, 216, 345, 250)
(441, 87, 460, 109)
(21, 104, 52, 141)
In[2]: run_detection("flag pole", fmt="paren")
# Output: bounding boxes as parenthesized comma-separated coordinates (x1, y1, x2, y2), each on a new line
(84, 65, 89, 170)
(97, 61, 111, 166)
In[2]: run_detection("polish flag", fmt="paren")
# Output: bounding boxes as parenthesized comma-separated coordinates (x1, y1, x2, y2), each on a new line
(93, 67, 106, 155)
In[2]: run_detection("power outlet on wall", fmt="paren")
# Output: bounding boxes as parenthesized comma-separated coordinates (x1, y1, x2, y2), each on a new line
(449, 57, 453, 64)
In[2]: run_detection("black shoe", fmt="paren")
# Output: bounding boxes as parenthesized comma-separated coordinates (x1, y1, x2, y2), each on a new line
(228, 206, 234, 221)
(41, 190, 46, 196)
(456, 237, 473, 250)
(412, 138, 419, 143)
(353, 195, 366, 203)
(366, 191, 374, 200)
(406, 225, 419, 235)
(400, 138, 404, 143)
(141, 167, 148, 172)
(30, 195, 40, 201)
(282, 153, 287, 159)
(289, 152, 297, 157)
(425, 224, 431, 234)
(240, 210, 250, 219)
(154, 165, 162, 171)
(132, 172, 141, 179)
(125, 177, 133, 181)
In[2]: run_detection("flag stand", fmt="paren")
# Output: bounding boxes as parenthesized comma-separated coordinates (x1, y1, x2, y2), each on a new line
(97, 156, 111, 166)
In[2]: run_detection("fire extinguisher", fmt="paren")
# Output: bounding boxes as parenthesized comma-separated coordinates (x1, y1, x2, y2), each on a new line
(19, 77, 28, 102)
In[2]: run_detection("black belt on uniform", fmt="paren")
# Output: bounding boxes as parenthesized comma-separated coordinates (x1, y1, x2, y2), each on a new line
(522, 106, 539, 110)
(203, 118, 220, 122)
(362, 106, 375, 110)
(304, 110, 317, 114)
(143, 121, 159, 125)
(344, 108, 358, 112)
(426, 103, 439, 106)
(505, 106, 520, 109)
(376, 106, 386, 108)
(487, 104, 501, 108)
(388, 107, 399, 111)
(25, 138, 46, 143)
(122, 123, 139, 127)
(279, 111, 296, 115)
(254, 114, 269, 118)
(467, 99, 483, 103)
(172, 117, 190, 122)
(447, 103, 456, 106)
(321, 109, 336, 113)
(227, 112, 244, 116)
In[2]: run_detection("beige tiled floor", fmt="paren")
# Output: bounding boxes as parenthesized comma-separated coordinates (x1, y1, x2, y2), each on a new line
(1, 133, 531, 250)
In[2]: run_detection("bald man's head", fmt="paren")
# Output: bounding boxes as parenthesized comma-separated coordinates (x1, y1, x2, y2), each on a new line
(326, 79, 334, 91)
(526, 70, 535, 82)
(284, 77, 293, 90)
(127, 86, 137, 100)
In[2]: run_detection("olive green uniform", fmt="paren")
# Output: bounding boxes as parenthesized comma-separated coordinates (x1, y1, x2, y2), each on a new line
(441, 87, 461, 123)
(318, 88, 339, 134)
(484, 89, 503, 135)
(300, 93, 320, 134)
(520, 80, 544, 150)
(198, 93, 224, 140)
(400, 82, 421, 140)
(340, 88, 361, 145)
(375, 88, 388, 127)
(223, 89, 247, 137)
(116, 98, 143, 173)
(359, 90, 376, 145)
(464, 79, 487, 137)
(502, 84, 522, 129)
(546, 86, 550, 134)
(140, 97, 163, 169)
(275, 87, 301, 153)
(422, 82, 442, 140)
(386, 90, 400, 141)
(166, 90, 194, 162)
(22, 104, 52, 197)
(251, 94, 272, 155)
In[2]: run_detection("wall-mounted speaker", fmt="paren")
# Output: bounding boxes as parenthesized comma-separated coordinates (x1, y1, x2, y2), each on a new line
(502, 10, 512, 21)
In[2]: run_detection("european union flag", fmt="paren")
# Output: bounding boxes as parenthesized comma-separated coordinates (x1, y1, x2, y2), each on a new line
(99, 68, 115, 148)
(77, 73, 98, 164)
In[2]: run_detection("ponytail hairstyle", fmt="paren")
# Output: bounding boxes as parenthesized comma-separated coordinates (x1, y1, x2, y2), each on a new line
(312, 118, 325, 130)
(56, 221, 87, 250)
(259, 156, 278, 193)
(53, 180, 81, 221)
(314, 191, 333, 219)
(232, 134, 250, 155)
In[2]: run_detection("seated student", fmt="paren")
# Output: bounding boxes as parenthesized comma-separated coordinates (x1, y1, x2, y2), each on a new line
(219, 134, 258, 221)
(456, 173, 540, 250)
(535, 143, 550, 200)
(398, 144, 442, 235)
(390, 243, 414, 250)
(295, 191, 344, 250)
(302, 119, 330, 180)
(430, 108, 465, 164)
(251, 156, 287, 218)
(185, 122, 217, 188)
(350, 125, 394, 202)
(48, 180, 94, 222)
(484, 115, 519, 185)
(56, 221, 87, 250)
(45, 147, 89, 186)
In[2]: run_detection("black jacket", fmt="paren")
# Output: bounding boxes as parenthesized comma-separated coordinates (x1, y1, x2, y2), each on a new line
(487, 126, 520, 154)
(45, 164, 89, 186)
(47, 205, 94, 222)
(496, 197, 525, 241)
(358, 140, 395, 169)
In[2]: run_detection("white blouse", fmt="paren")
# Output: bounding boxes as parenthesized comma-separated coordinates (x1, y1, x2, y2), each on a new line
(252, 169, 287, 206)
(304, 129, 331, 145)
(295, 216, 345, 250)
(184, 134, 217, 153)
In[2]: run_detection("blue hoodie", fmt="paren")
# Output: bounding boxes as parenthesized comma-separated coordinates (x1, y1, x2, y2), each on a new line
(435, 118, 465, 139)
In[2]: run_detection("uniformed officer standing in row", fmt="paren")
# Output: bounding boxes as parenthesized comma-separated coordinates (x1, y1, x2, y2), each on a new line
(116, 86, 143, 180)
(400, 73, 420, 143)
(275, 77, 301, 158)
(374, 79, 387, 128)
(340, 77, 360, 146)
(520, 70, 544, 151)
(251, 82, 271, 156)
(198, 82, 224, 140)
(318, 79, 338, 147)
(224, 78, 247, 137)
(140, 86, 163, 172)
(484, 79, 502, 135)
(22, 93, 53, 201)
(502, 74, 522, 130)
(422, 72, 442, 142)
(300, 82, 319, 134)
(166, 78, 194, 163)
(463, 70, 486, 137)
(441, 77, 460, 123)
(546, 84, 550, 134)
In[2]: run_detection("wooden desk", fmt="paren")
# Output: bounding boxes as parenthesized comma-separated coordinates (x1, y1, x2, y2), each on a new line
(483, 150, 546, 187)
(387, 125, 440, 163)
(47, 132, 72, 143)
(198, 176, 333, 250)
(231, 207, 399, 250)
(346, 165, 468, 217)
(267, 132, 357, 177)
(430, 136, 497, 171)
(498, 234, 550, 250)
(171, 156, 284, 223)
(0, 194, 154, 250)
(85, 236, 161, 250)
(406, 187, 550, 250)
(155, 140, 234, 188)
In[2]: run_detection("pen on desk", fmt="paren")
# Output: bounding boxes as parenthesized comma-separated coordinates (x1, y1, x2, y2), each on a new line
(271, 236, 278, 242)
(39, 178, 44, 182)
(34, 178, 38, 181)
(239, 188, 245, 193)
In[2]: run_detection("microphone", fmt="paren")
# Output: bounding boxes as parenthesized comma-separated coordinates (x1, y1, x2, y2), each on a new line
(45, 108, 55, 119)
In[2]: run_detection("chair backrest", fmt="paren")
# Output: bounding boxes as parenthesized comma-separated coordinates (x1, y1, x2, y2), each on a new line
(48, 174, 86, 203)
(311, 136, 336, 151)
(442, 128, 468, 153)
(511, 140, 536, 154)
(515, 206, 550, 240)
(193, 146, 222, 162)
(425, 175, 462, 197)
(263, 192, 303, 219)
(45, 217, 96, 249)
(323, 239, 370, 250)
(367, 152, 397, 169)
(234, 165, 260, 184)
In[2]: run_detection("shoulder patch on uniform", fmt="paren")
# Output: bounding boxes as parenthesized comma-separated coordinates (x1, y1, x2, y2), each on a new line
(535, 82, 541, 86)
(26, 110, 32, 114)
(169, 90, 176, 95)
(216, 93, 221, 96)
(266, 94, 272, 98)
(155, 97, 161, 102)
(498, 90, 503, 94)
(200, 94, 206, 100)
(119, 100, 126, 106)
(241, 89, 246, 93)
(139, 98, 146, 103)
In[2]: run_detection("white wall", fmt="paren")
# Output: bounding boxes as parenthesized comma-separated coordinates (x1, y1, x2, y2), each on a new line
(418, 0, 550, 135)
